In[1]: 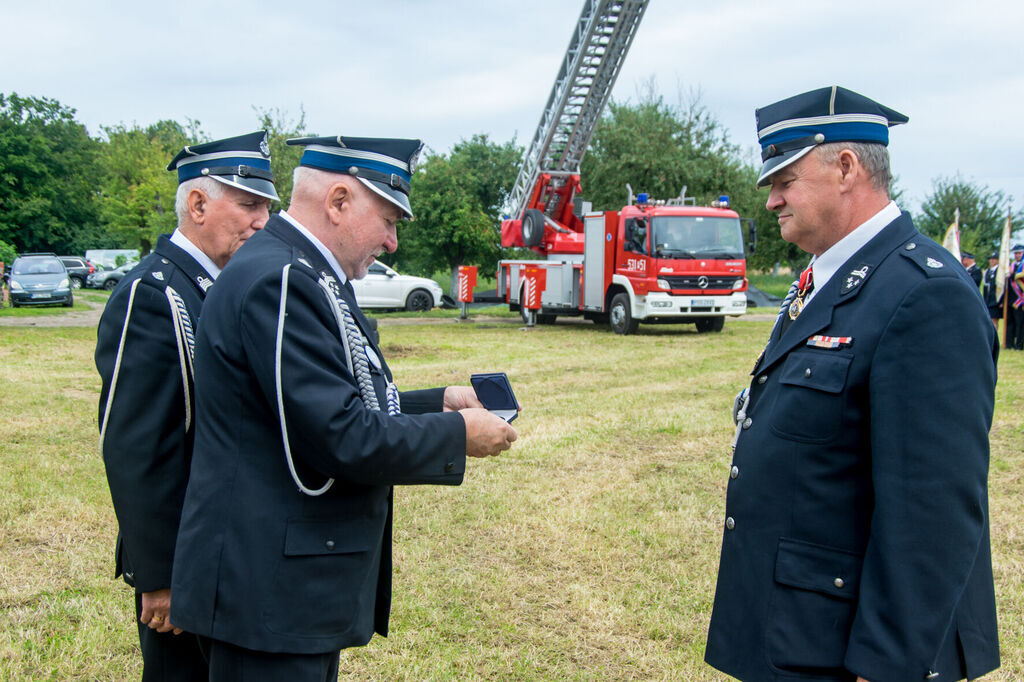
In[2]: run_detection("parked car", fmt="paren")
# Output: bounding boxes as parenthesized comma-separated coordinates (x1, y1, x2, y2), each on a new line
(59, 256, 96, 290)
(87, 262, 137, 290)
(8, 253, 74, 307)
(351, 261, 443, 311)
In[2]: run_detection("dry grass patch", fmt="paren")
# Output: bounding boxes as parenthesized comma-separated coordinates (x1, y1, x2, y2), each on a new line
(1, 320, 1022, 680)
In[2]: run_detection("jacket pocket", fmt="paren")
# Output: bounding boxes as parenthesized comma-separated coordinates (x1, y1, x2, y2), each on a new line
(766, 537, 862, 676)
(768, 351, 852, 444)
(264, 517, 381, 638)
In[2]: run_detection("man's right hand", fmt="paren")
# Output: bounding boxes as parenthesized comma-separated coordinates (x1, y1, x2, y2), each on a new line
(460, 408, 517, 458)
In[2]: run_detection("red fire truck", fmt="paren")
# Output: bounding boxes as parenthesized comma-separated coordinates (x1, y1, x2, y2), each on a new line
(500, 190, 752, 334)
(492, 0, 753, 334)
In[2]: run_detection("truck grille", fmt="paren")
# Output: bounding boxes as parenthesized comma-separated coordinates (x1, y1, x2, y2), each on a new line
(662, 275, 735, 290)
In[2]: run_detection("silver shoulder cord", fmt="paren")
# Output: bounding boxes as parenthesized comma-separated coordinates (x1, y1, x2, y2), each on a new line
(98, 281, 195, 448)
(274, 264, 399, 496)
(165, 286, 195, 431)
(99, 279, 142, 450)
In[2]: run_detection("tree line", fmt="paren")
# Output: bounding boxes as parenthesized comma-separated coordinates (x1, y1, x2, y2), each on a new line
(1, 90, 1017, 278)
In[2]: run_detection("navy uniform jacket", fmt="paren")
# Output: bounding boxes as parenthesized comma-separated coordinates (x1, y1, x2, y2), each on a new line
(966, 263, 982, 289)
(96, 235, 214, 592)
(170, 215, 467, 654)
(705, 213, 999, 682)
(982, 266, 1002, 313)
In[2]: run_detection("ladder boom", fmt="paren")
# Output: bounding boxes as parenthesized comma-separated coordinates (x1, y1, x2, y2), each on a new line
(506, 0, 648, 221)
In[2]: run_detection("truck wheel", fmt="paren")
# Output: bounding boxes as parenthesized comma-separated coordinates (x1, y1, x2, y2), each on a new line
(609, 293, 639, 335)
(521, 209, 545, 247)
(405, 289, 433, 312)
(695, 316, 724, 333)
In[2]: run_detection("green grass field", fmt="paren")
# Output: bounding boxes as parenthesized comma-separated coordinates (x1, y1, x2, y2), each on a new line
(1, 311, 1022, 680)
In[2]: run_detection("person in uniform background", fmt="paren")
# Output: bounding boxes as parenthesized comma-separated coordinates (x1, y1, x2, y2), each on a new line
(704, 87, 999, 682)
(1006, 244, 1024, 350)
(982, 252, 1002, 327)
(169, 135, 518, 681)
(961, 250, 982, 288)
(96, 131, 277, 681)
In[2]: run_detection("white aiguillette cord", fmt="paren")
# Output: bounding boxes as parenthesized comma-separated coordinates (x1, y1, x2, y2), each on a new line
(99, 281, 195, 446)
(274, 264, 400, 497)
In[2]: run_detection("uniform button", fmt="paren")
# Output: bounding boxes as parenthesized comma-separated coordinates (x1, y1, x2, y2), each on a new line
(725, 517, 736, 530)
(757, 375, 767, 384)
(325, 540, 335, 550)
(905, 242, 917, 251)
(444, 462, 455, 473)
(730, 465, 739, 479)
(742, 417, 752, 429)
(833, 577, 845, 588)
(804, 367, 812, 378)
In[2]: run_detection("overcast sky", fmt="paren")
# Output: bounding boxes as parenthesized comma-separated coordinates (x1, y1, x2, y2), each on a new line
(4, 0, 1023, 226)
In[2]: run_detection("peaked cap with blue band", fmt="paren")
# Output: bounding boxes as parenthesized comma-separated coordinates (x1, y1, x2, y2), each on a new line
(755, 86, 908, 187)
(286, 136, 423, 219)
(167, 131, 279, 201)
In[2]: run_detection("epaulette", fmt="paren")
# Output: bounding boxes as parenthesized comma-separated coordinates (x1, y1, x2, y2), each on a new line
(139, 257, 177, 290)
(898, 238, 959, 279)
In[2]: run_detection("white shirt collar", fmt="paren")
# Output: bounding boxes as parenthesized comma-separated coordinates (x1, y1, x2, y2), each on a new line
(278, 211, 348, 285)
(169, 229, 220, 279)
(806, 200, 901, 303)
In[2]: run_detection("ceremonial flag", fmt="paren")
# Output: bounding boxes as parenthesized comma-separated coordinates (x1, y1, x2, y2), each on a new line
(942, 207, 961, 261)
(997, 208, 1011, 301)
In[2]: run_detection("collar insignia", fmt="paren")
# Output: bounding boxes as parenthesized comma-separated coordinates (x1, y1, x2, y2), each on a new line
(841, 263, 871, 294)
(197, 275, 213, 292)
(151, 271, 165, 281)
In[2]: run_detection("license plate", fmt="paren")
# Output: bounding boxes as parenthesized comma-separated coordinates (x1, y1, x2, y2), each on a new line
(690, 299, 712, 309)
(31, 293, 50, 299)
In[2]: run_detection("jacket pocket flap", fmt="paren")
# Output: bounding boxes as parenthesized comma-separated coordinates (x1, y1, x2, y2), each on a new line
(283, 518, 372, 556)
(779, 352, 851, 394)
(775, 537, 862, 601)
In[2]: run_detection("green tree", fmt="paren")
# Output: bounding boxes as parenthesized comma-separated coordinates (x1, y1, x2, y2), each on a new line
(580, 89, 802, 273)
(254, 106, 310, 209)
(0, 93, 101, 253)
(0, 238, 16, 267)
(395, 134, 521, 278)
(96, 120, 194, 254)
(916, 175, 1019, 258)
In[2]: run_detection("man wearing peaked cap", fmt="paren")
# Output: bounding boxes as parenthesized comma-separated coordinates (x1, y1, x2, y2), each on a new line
(96, 131, 276, 681)
(960, 251, 982, 288)
(705, 87, 1000, 682)
(982, 252, 1002, 326)
(170, 134, 517, 679)
(1007, 243, 1024, 349)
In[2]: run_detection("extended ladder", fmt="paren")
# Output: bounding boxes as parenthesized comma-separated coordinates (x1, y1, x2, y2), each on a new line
(506, 0, 648, 222)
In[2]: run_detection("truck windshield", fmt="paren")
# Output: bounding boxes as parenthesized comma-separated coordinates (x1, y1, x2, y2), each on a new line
(651, 216, 744, 259)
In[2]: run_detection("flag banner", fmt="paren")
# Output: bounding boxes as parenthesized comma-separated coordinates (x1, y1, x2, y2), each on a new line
(942, 207, 961, 261)
(997, 209, 1011, 302)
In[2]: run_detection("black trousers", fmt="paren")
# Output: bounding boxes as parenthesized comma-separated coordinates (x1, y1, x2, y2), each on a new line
(208, 639, 340, 682)
(1008, 304, 1024, 350)
(134, 592, 209, 682)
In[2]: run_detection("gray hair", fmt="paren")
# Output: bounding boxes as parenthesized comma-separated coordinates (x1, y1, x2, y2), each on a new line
(816, 142, 892, 195)
(175, 176, 225, 223)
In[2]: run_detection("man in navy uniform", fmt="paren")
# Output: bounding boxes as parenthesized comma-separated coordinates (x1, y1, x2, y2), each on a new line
(1007, 244, 1024, 350)
(961, 251, 982, 288)
(96, 131, 278, 680)
(170, 135, 517, 680)
(704, 87, 999, 682)
(982, 252, 1002, 327)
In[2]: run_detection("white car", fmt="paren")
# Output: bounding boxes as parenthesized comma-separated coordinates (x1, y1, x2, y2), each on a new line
(351, 261, 444, 311)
